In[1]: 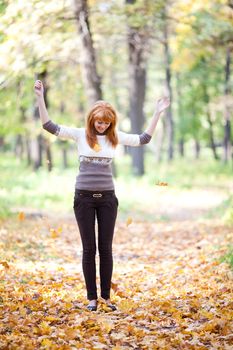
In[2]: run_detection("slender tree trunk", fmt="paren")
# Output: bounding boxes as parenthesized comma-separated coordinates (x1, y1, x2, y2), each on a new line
(15, 82, 27, 161)
(163, 7, 174, 161)
(25, 137, 31, 166)
(176, 73, 185, 158)
(14, 135, 24, 160)
(194, 139, 200, 159)
(44, 139, 52, 172)
(203, 84, 219, 160)
(223, 47, 231, 163)
(62, 148, 68, 168)
(0, 137, 4, 149)
(207, 111, 219, 160)
(73, 0, 102, 105)
(179, 139, 185, 157)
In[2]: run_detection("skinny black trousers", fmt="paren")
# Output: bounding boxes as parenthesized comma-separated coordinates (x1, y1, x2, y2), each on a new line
(73, 189, 118, 300)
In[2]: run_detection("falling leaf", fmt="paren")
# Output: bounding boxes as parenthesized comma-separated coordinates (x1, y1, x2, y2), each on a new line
(18, 211, 25, 221)
(156, 181, 168, 186)
(93, 143, 101, 152)
(126, 217, 132, 226)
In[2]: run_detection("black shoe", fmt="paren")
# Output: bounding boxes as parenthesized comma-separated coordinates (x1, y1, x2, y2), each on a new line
(87, 301, 98, 311)
(106, 303, 117, 311)
(87, 304, 97, 311)
(100, 298, 117, 311)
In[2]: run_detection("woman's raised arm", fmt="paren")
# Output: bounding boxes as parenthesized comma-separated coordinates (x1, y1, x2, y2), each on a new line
(145, 97, 170, 137)
(34, 80, 50, 125)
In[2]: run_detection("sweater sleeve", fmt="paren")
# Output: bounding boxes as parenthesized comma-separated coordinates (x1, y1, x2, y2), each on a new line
(117, 131, 152, 146)
(43, 120, 82, 141)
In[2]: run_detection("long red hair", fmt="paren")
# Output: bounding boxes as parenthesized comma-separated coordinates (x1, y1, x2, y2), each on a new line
(86, 100, 118, 149)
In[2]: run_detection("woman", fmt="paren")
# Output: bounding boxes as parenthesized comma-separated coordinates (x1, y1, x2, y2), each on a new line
(34, 79, 170, 312)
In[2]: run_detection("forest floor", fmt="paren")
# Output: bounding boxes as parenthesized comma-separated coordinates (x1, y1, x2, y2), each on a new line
(0, 185, 233, 350)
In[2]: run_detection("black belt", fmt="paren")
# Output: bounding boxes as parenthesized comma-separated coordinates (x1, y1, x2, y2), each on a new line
(75, 190, 115, 198)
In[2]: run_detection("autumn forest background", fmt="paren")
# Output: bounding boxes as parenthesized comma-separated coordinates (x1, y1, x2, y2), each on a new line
(0, 0, 233, 349)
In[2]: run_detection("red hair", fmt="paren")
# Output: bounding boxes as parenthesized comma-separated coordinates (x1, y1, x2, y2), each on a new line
(86, 100, 118, 149)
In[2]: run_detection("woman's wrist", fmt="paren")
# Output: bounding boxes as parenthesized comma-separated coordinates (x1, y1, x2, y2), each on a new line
(153, 110, 161, 118)
(36, 95, 44, 104)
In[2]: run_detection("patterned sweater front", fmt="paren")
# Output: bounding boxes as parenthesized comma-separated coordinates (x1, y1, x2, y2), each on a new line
(43, 121, 151, 191)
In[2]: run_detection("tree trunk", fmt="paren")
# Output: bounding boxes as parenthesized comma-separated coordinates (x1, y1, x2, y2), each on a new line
(203, 84, 219, 160)
(0, 137, 4, 149)
(14, 135, 24, 160)
(176, 73, 184, 158)
(73, 0, 102, 105)
(163, 12, 174, 161)
(25, 137, 31, 166)
(15, 82, 27, 161)
(178, 139, 185, 157)
(45, 139, 52, 172)
(126, 0, 147, 175)
(194, 139, 200, 159)
(223, 46, 231, 163)
(207, 111, 219, 160)
(62, 148, 68, 169)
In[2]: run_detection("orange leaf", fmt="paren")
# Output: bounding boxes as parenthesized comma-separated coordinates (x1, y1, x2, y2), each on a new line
(156, 181, 168, 186)
(0, 261, 10, 269)
(93, 143, 101, 152)
(18, 211, 25, 221)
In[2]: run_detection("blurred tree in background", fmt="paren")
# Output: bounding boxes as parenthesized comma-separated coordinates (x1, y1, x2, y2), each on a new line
(0, 0, 232, 174)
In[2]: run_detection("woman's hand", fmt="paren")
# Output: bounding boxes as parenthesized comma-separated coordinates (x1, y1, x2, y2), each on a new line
(156, 96, 170, 114)
(34, 80, 44, 99)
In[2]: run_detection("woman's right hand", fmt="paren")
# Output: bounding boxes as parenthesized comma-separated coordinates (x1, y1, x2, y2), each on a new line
(34, 80, 44, 98)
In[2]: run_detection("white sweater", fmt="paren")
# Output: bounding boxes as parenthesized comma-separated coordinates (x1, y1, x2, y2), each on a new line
(43, 122, 151, 191)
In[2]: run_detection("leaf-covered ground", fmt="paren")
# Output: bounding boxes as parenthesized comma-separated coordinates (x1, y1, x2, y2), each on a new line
(0, 210, 233, 349)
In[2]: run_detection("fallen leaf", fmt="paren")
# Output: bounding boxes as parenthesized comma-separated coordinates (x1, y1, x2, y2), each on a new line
(0, 261, 10, 269)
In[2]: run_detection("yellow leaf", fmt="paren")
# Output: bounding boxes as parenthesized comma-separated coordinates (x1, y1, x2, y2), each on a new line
(126, 217, 132, 226)
(93, 143, 101, 152)
(18, 211, 25, 221)
(39, 321, 51, 335)
(156, 181, 168, 186)
(57, 227, 62, 234)
(41, 338, 53, 347)
(100, 320, 113, 333)
(50, 228, 59, 238)
(119, 299, 136, 312)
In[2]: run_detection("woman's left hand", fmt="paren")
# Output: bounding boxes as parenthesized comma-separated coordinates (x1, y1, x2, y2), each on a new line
(156, 97, 170, 114)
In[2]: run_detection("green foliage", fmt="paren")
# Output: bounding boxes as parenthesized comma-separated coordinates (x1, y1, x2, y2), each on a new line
(220, 245, 233, 269)
(223, 198, 233, 226)
(0, 0, 232, 160)
(1, 152, 232, 221)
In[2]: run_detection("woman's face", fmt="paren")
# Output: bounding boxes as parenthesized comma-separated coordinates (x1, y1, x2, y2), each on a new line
(94, 119, 111, 134)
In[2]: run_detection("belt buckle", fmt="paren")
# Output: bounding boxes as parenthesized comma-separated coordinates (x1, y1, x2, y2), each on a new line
(93, 193, 102, 198)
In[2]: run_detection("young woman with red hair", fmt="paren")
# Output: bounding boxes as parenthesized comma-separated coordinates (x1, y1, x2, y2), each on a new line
(34, 80, 170, 312)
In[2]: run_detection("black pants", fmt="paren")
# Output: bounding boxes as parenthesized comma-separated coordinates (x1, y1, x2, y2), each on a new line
(73, 189, 118, 300)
